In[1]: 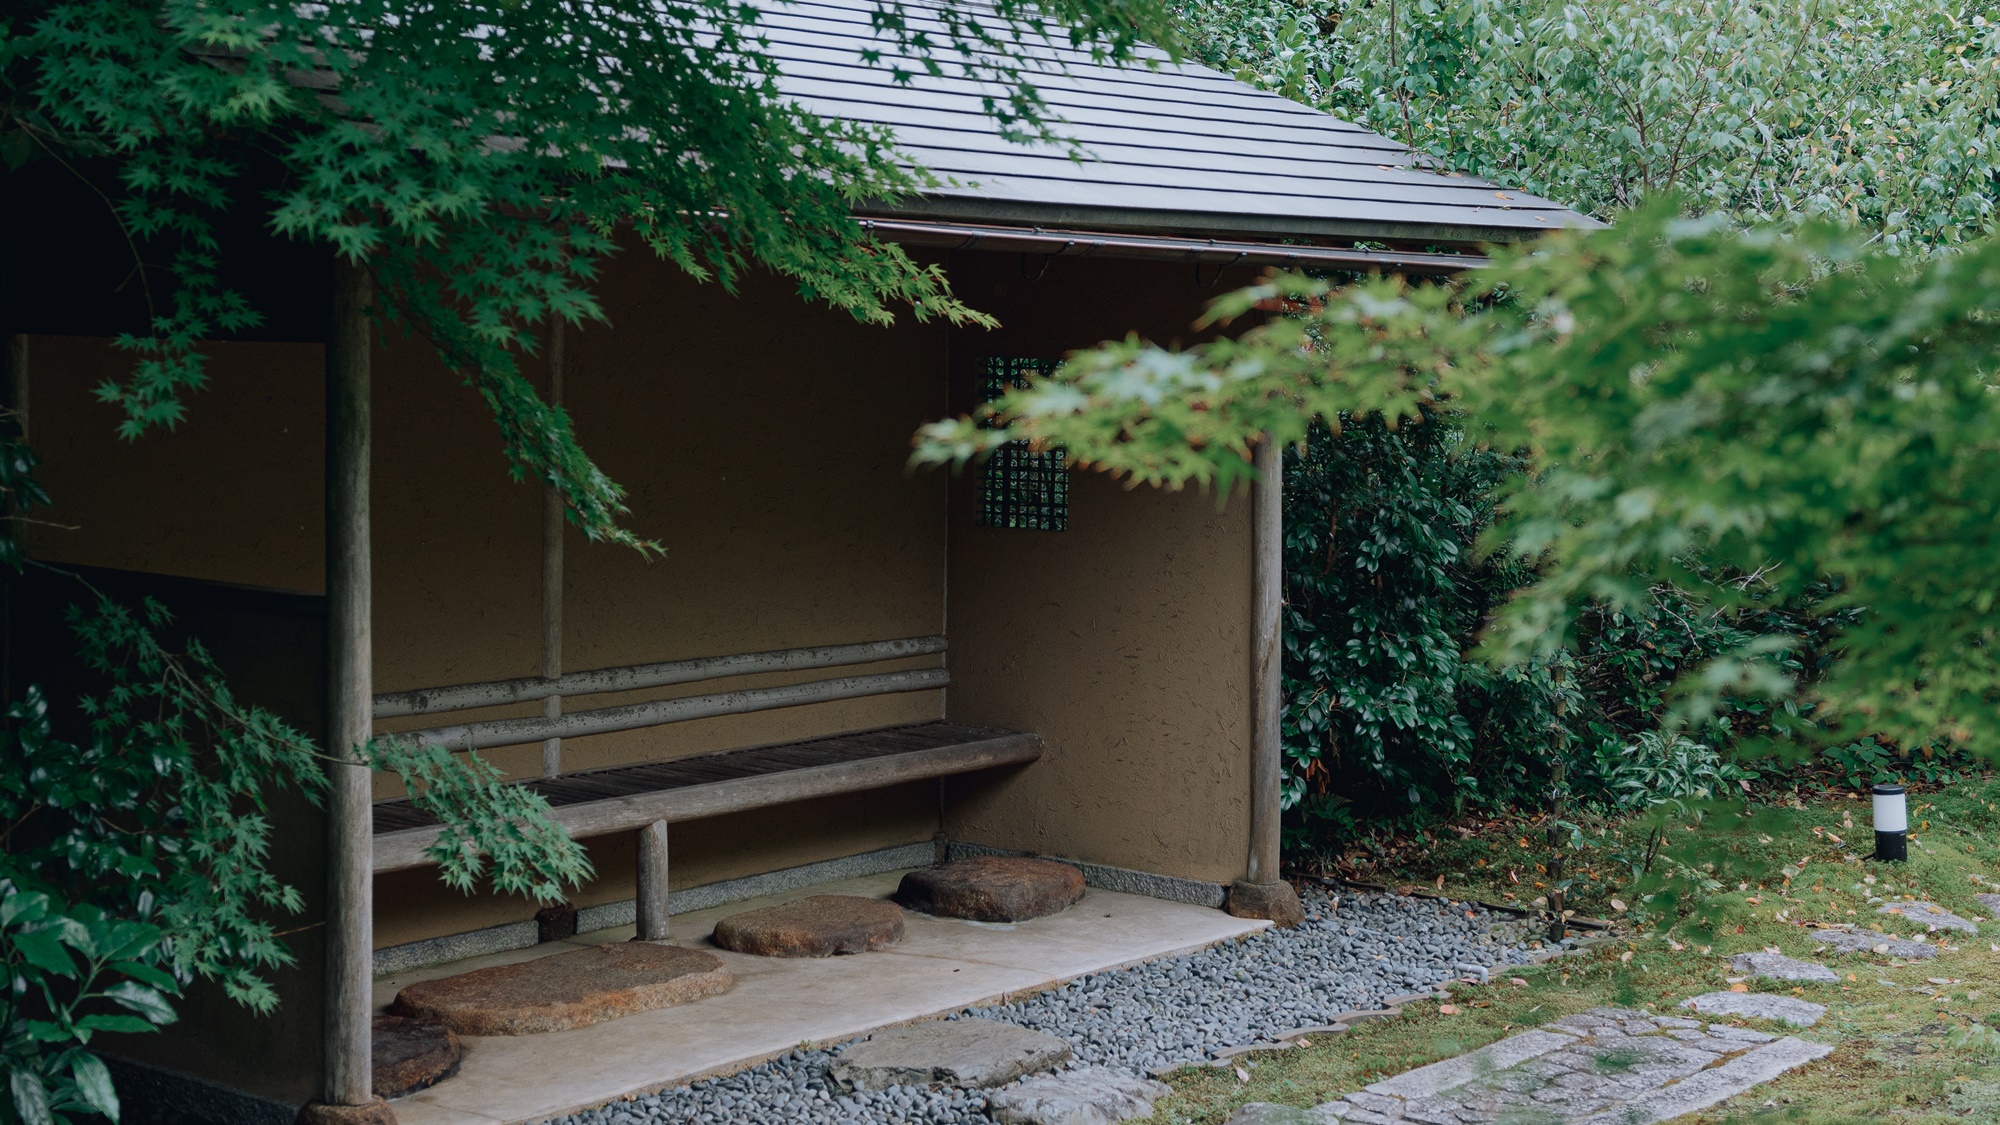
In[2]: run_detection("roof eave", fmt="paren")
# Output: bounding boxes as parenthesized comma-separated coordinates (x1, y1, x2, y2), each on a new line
(865, 195, 1604, 252)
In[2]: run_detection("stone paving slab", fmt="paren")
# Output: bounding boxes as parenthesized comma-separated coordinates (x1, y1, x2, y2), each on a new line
(1878, 902, 1979, 933)
(1306, 1007, 1830, 1124)
(1679, 992, 1825, 1027)
(1729, 952, 1838, 983)
(376, 872, 1268, 1125)
(831, 1018, 1071, 1090)
(988, 1067, 1170, 1124)
(1812, 928, 1940, 959)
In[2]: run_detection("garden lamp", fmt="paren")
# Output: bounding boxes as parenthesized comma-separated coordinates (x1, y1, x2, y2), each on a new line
(1872, 783, 1908, 863)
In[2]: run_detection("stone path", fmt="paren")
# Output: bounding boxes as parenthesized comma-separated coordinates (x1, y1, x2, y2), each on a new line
(1812, 928, 1939, 959)
(1728, 951, 1837, 983)
(1230, 1006, 1831, 1125)
(1877, 901, 1979, 933)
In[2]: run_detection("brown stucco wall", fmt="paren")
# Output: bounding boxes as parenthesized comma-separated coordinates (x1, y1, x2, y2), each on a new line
(18, 249, 956, 949)
(938, 254, 1262, 885)
(15, 245, 1267, 952)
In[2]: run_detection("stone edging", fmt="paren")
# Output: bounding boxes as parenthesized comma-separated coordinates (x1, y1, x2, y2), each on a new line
(374, 841, 938, 976)
(941, 840, 1229, 908)
(376, 839, 1234, 976)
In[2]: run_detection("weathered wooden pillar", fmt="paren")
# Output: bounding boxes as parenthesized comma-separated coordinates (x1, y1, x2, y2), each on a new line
(302, 258, 395, 1124)
(635, 820, 670, 941)
(541, 321, 565, 779)
(1225, 436, 1304, 928)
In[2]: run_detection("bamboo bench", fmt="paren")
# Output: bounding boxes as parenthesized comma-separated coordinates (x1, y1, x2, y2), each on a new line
(368, 636, 1039, 940)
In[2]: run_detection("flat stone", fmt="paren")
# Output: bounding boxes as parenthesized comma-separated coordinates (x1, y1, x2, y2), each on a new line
(1226, 880, 1306, 929)
(988, 1066, 1170, 1125)
(372, 1014, 462, 1098)
(1224, 1104, 1345, 1124)
(1678, 991, 1825, 1027)
(1813, 928, 1939, 959)
(294, 1102, 397, 1125)
(1728, 952, 1839, 983)
(710, 895, 905, 957)
(831, 1017, 1072, 1090)
(1704, 1025, 1778, 1044)
(1366, 1030, 1574, 1099)
(1878, 901, 1979, 933)
(1574, 1036, 1832, 1125)
(896, 857, 1086, 923)
(1976, 893, 2000, 919)
(390, 942, 731, 1036)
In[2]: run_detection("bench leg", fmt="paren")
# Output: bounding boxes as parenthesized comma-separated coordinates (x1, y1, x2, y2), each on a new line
(635, 820, 670, 941)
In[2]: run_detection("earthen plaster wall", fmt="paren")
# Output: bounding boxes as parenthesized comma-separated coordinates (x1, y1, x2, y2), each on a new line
(938, 254, 1262, 885)
(18, 251, 954, 947)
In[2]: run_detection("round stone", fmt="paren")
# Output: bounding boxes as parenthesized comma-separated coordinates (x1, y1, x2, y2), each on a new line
(895, 857, 1085, 923)
(372, 1013, 462, 1098)
(390, 941, 732, 1035)
(711, 895, 906, 957)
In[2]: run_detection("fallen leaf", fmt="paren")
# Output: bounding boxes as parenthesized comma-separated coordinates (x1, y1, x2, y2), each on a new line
(1620, 951, 1634, 963)
(1296, 1039, 1312, 1049)
(1234, 1067, 1250, 1083)
(1438, 1004, 1461, 1015)
(1610, 899, 1628, 913)
(1729, 984, 1749, 993)
(1509, 978, 1529, 988)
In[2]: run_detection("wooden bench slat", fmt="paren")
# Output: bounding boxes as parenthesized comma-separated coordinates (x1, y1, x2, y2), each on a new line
(372, 721, 1039, 874)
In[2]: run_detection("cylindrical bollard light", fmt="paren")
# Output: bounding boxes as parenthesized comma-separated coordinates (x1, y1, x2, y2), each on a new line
(1872, 783, 1908, 862)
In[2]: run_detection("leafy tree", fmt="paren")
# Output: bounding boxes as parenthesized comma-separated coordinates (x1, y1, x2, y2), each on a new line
(0, 0, 1176, 1115)
(4, 0, 1173, 547)
(1132, 0, 2000, 831)
(915, 203, 2000, 765)
(1175, 0, 2000, 252)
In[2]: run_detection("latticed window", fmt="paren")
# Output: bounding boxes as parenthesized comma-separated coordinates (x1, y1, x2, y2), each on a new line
(977, 357, 1068, 531)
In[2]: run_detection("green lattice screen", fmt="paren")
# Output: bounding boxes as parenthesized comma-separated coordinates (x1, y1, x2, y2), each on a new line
(978, 357, 1068, 531)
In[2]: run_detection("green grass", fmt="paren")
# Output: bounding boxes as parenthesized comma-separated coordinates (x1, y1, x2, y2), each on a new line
(1139, 777, 2000, 1123)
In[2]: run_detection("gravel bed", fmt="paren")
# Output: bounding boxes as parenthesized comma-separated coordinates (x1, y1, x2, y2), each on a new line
(540, 886, 1546, 1125)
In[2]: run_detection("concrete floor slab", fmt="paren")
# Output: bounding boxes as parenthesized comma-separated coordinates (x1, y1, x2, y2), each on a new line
(376, 870, 1267, 1125)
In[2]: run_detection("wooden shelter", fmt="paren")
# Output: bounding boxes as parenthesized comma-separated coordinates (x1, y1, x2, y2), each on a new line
(0, 3, 1585, 1121)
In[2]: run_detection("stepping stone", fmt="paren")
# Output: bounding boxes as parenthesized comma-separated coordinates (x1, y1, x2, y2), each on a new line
(1813, 928, 1939, 959)
(390, 942, 731, 1035)
(987, 1066, 1170, 1125)
(1679, 991, 1825, 1027)
(372, 1014, 462, 1098)
(1878, 901, 1979, 933)
(710, 895, 904, 957)
(831, 1018, 1072, 1091)
(1224, 1106, 1342, 1125)
(1311, 1011, 1831, 1125)
(896, 857, 1085, 923)
(1729, 952, 1839, 983)
(1976, 893, 2000, 920)
(1225, 879, 1306, 929)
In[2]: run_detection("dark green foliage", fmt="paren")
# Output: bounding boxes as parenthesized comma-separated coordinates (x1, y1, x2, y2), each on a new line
(3, 0, 1174, 552)
(1279, 411, 1546, 820)
(1278, 410, 1815, 839)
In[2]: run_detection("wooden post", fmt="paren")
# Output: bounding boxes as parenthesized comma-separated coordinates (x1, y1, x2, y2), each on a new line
(635, 820, 670, 941)
(1248, 436, 1283, 884)
(321, 257, 386, 1116)
(541, 321, 565, 778)
(1225, 436, 1304, 927)
(8, 334, 26, 442)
